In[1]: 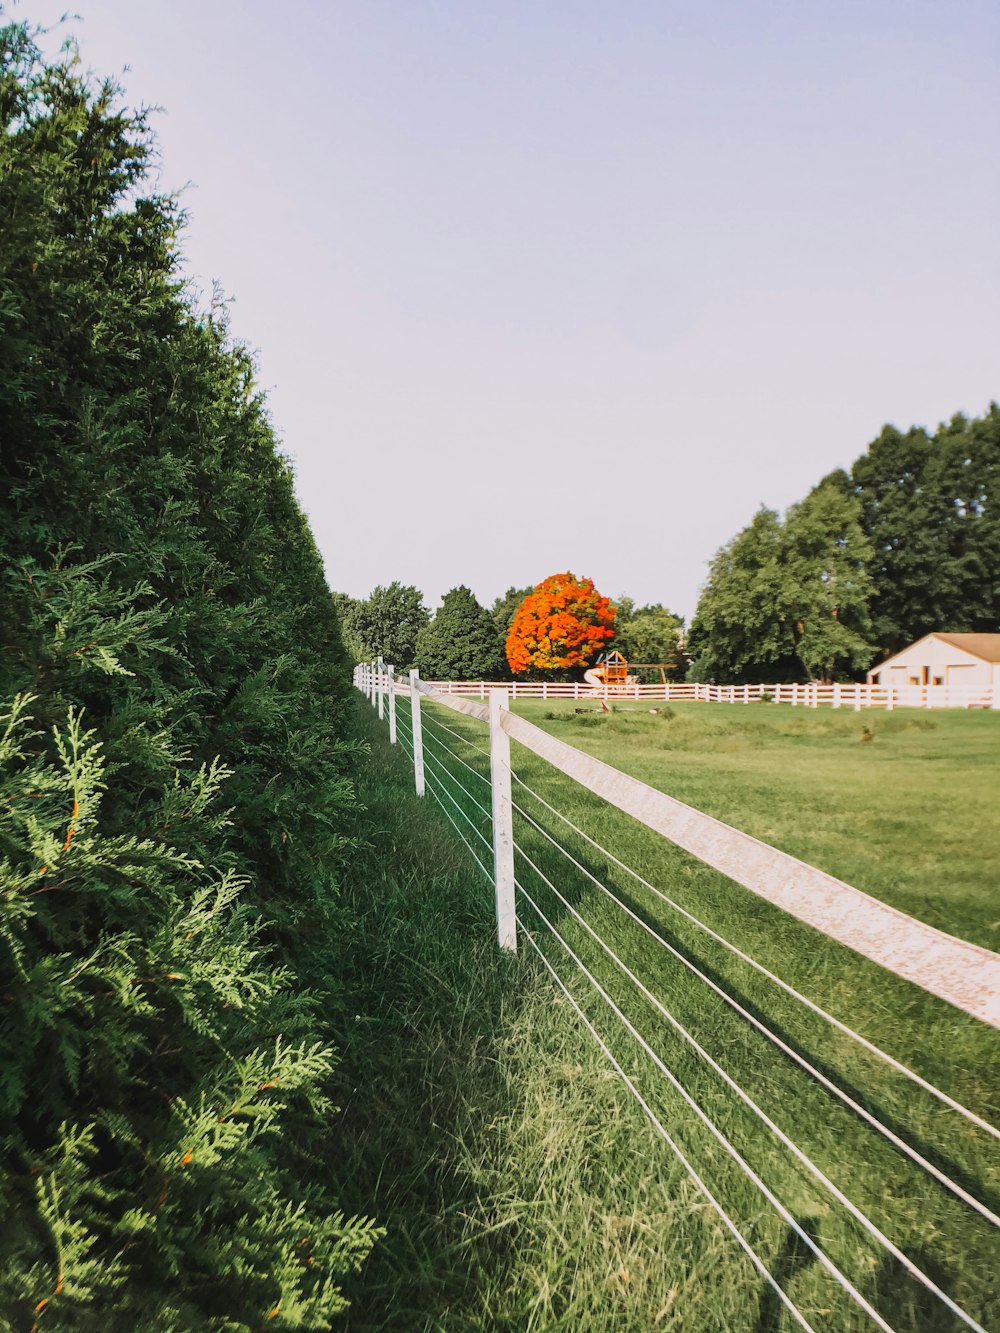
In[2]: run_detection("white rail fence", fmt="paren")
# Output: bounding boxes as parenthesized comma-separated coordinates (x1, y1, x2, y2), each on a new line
(355, 659, 1000, 1332)
(422, 677, 999, 710)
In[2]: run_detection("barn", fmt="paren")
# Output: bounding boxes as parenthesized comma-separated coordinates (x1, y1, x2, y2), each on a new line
(867, 633, 1000, 701)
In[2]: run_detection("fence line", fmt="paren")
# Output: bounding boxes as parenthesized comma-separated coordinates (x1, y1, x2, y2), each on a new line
(420, 677, 999, 711)
(514, 855, 985, 1329)
(500, 708, 1000, 1027)
(365, 663, 1000, 1028)
(355, 660, 999, 1329)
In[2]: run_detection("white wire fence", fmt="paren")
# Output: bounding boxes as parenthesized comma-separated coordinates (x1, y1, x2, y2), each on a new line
(356, 660, 1000, 1331)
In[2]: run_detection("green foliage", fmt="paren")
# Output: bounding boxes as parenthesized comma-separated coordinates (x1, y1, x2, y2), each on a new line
(782, 483, 875, 680)
(688, 487, 875, 682)
(331, 592, 366, 665)
(611, 597, 686, 677)
(414, 585, 507, 680)
(336, 583, 429, 670)
(687, 507, 798, 682)
(690, 405, 999, 679)
(0, 19, 378, 1326)
(850, 408, 1000, 655)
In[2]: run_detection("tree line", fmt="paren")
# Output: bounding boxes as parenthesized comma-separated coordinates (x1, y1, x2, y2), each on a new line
(343, 406, 998, 686)
(687, 407, 1000, 682)
(334, 581, 686, 681)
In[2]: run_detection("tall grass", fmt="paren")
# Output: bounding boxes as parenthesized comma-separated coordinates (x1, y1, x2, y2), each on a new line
(335, 698, 999, 1330)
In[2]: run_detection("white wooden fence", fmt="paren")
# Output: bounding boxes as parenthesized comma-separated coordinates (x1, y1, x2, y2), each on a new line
(354, 661, 1000, 1028)
(422, 677, 999, 710)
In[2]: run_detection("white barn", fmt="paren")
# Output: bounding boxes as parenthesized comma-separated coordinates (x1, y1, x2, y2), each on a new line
(867, 633, 1000, 699)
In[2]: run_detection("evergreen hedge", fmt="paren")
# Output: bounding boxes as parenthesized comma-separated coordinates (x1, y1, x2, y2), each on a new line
(1, 19, 378, 1328)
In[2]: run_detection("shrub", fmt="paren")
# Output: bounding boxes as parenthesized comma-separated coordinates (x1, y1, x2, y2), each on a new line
(0, 21, 377, 1326)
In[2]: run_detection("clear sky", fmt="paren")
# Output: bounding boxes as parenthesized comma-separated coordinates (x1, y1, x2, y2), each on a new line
(26, 0, 999, 619)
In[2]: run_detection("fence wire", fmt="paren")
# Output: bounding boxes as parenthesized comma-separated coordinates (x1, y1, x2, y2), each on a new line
(517, 919, 820, 1332)
(507, 766, 1000, 1143)
(360, 674, 998, 1331)
(511, 835, 986, 1330)
(508, 788, 1000, 1227)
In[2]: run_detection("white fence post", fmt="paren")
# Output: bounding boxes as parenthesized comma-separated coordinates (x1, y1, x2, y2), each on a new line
(409, 669, 425, 796)
(489, 688, 517, 952)
(377, 656, 385, 720)
(387, 665, 397, 744)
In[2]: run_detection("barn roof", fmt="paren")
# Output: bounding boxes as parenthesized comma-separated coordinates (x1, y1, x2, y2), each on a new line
(932, 633, 1000, 663)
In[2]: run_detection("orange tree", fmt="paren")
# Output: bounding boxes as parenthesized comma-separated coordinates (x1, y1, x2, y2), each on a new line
(506, 572, 616, 674)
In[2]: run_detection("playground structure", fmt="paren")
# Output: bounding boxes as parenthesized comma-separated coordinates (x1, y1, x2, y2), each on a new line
(583, 650, 636, 709)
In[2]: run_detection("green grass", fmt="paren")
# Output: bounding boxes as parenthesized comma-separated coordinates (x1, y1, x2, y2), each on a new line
(335, 697, 1000, 1330)
(515, 700, 1000, 949)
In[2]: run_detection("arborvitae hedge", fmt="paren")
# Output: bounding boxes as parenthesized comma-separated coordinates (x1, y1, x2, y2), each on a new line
(1, 19, 378, 1328)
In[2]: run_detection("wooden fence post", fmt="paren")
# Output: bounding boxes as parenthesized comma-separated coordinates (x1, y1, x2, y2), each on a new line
(409, 669, 425, 796)
(377, 656, 385, 720)
(387, 665, 397, 744)
(489, 688, 517, 952)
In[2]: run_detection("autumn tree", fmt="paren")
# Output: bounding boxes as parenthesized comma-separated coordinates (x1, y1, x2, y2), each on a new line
(506, 573, 615, 674)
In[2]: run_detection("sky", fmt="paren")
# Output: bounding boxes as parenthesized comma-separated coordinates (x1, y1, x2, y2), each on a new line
(24, 0, 1000, 619)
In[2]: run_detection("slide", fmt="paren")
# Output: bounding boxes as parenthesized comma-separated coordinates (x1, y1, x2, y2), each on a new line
(583, 667, 606, 692)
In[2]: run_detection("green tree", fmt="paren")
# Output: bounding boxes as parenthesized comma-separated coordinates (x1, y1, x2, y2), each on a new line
(414, 586, 507, 680)
(850, 409, 1000, 655)
(612, 598, 686, 678)
(781, 483, 875, 680)
(331, 591, 366, 664)
(686, 508, 796, 682)
(346, 583, 429, 669)
(687, 490, 875, 682)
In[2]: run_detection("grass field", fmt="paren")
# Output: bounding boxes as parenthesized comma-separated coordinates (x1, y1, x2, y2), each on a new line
(335, 698, 1000, 1331)
(516, 700, 1000, 949)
